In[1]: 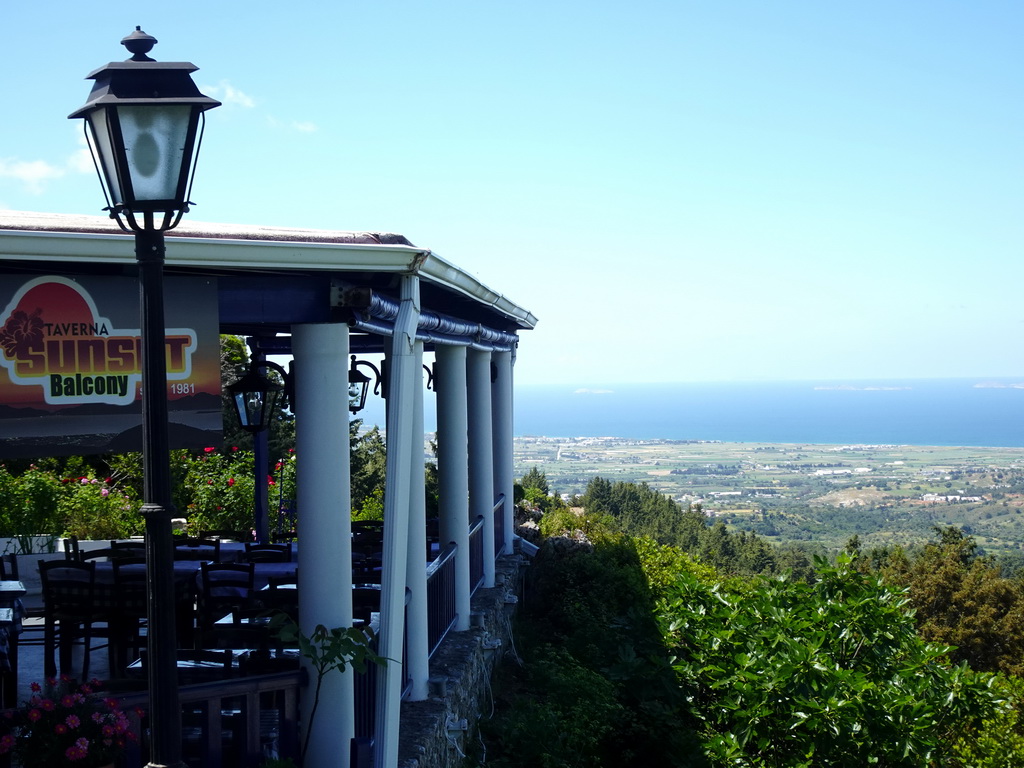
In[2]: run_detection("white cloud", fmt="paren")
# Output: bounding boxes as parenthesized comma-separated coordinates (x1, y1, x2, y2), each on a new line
(203, 80, 256, 108)
(266, 115, 319, 134)
(68, 134, 95, 174)
(0, 158, 65, 194)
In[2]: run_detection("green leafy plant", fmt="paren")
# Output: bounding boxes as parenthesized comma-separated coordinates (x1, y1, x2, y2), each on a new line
(270, 615, 385, 766)
(0, 465, 62, 553)
(659, 553, 1003, 766)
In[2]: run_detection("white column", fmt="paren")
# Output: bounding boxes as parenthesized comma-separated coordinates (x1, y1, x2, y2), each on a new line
(405, 341, 429, 700)
(491, 348, 515, 555)
(293, 323, 353, 768)
(467, 347, 495, 589)
(374, 274, 420, 768)
(435, 344, 471, 630)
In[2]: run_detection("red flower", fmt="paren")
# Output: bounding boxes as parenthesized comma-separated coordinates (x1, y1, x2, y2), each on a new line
(204, 446, 215, 453)
(227, 478, 236, 487)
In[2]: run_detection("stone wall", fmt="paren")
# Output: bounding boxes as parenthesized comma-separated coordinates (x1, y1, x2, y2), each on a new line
(397, 552, 528, 768)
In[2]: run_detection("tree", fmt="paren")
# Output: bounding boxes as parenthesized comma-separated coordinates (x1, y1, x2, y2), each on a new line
(660, 554, 1002, 766)
(882, 526, 1024, 675)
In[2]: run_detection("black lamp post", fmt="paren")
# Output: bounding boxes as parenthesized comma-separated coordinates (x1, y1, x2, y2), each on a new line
(70, 28, 219, 768)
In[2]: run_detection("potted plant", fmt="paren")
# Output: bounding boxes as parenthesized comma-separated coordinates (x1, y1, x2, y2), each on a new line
(0, 675, 136, 768)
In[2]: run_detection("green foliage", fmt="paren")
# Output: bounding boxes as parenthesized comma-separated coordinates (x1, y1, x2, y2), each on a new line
(351, 424, 386, 512)
(659, 553, 1002, 767)
(270, 614, 384, 767)
(352, 486, 384, 522)
(482, 646, 628, 768)
(879, 526, 1024, 676)
(632, 535, 716, 600)
(482, 535, 704, 767)
(56, 473, 142, 540)
(0, 464, 63, 552)
(580, 477, 787, 578)
(950, 674, 1024, 766)
(180, 447, 258, 534)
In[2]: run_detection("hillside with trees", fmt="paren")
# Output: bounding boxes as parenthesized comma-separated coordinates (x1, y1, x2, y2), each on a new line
(480, 470, 1024, 767)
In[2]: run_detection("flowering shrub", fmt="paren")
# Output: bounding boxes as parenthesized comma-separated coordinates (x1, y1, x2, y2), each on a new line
(0, 447, 300, 543)
(0, 676, 136, 768)
(57, 474, 142, 541)
(181, 447, 258, 534)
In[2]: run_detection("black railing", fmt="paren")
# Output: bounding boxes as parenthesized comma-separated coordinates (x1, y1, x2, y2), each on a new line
(493, 493, 506, 557)
(115, 670, 302, 768)
(468, 515, 485, 595)
(426, 543, 457, 657)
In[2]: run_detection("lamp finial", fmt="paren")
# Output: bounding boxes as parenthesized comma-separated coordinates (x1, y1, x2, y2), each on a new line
(121, 26, 158, 62)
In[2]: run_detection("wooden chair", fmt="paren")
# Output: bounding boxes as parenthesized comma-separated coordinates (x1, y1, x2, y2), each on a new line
(199, 529, 250, 542)
(108, 559, 148, 677)
(174, 537, 221, 562)
(0, 553, 18, 579)
(352, 586, 382, 625)
(241, 542, 292, 563)
(110, 540, 147, 560)
(196, 562, 255, 647)
(79, 547, 115, 563)
(248, 576, 299, 628)
(38, 560, 109, 679)
(62, 535, 80, 561)
(271, 529, 297, 544)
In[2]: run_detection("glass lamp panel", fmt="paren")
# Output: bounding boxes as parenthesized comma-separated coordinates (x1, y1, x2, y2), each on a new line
(116, 104, 193, 203)
(234, 391, 264, 431)
(86, 110, 126, 205)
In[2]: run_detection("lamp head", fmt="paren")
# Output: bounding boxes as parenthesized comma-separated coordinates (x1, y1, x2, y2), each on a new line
(69, 28, 221, 232)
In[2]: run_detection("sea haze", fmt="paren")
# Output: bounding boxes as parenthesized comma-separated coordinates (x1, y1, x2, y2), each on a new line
(513, 379, 1024, 448)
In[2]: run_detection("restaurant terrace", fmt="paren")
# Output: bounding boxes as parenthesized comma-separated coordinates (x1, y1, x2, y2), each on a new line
(0, 209, 537, 768)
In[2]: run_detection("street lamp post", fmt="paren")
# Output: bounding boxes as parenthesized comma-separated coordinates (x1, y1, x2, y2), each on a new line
(70, 28, 220, 768)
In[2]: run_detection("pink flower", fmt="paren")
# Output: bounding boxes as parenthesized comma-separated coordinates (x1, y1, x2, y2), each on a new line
(55, 723, 68, 734)
(40, 698, 55, 711)
(0, 734, 14, 754)
(204, 446, 215, 453)
(66, 714, 81, 728)
(27, 709, 41, 722)
(101, 488, 110, 497)
(29, 681, 41, 693)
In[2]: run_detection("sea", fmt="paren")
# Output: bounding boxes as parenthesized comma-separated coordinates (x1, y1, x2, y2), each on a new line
(511, 378, 1024, 448)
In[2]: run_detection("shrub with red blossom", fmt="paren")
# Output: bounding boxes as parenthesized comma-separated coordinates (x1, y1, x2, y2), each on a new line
(0, 676, 135, 768)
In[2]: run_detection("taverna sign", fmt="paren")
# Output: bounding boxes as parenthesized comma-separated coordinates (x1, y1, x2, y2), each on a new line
(0, 273, 221, 459)
(0, 276, 196, 406)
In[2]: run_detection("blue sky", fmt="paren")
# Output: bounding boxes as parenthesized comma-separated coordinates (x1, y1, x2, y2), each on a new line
(2, 2, 1021, 388)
